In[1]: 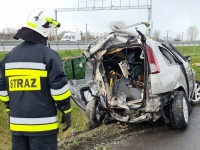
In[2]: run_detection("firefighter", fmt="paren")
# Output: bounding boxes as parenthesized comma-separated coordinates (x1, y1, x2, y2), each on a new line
(0, 8, 71, 150)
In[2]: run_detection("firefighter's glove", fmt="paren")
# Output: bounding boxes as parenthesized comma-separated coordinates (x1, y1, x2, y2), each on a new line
(60, 107, 71, 132)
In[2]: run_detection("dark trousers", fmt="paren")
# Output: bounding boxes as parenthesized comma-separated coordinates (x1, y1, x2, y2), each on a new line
(12, 134, 57, 150)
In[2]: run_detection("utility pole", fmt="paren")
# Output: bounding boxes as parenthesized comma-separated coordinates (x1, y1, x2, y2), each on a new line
(54, 11, 59, 50)
(148, 0, 152, 37)
(181, 32, 184, 54)
(194, 33, 196, 54)
(55, 11, 57, 42)
(167, 30, 169, 43)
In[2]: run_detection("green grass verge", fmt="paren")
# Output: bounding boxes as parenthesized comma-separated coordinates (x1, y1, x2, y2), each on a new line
(175, 46, 200, 56)
(176, 46, 200, 80)
(57, 50, 83, 59)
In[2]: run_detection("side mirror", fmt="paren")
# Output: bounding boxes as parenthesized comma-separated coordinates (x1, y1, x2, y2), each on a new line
(185, 56, 192, 62)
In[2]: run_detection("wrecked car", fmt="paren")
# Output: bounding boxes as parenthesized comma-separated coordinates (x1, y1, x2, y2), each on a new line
(66, 22, 200, 129)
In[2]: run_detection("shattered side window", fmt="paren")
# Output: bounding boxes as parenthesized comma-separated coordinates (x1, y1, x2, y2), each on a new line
(159, 46, 176, 65)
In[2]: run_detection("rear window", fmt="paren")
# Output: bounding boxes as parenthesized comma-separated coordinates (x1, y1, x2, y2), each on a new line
(159, 46, 176, 65)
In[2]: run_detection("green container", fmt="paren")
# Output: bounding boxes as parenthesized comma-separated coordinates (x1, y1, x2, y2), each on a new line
(64, 56, 86, 80)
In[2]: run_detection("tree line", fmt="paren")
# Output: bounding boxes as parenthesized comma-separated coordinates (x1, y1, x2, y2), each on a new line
(0, 28, 99, 41)
(0, 22, 199, 41)
(153, 26, 199, 42)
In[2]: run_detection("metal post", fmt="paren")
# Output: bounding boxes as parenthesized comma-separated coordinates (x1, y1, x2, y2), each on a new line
(167, 30, 169, 43)
(181, 32, 184, 54)
(3, 43, 5, 51)
(55, 11, 57, 42)
(78, 2, 79, 10)
(129, 0, 130, 8)
(77, 41, 80, 50)
(111, 0, 112, 9)
(85, 24, 88, 48)
(148, 0, 152, 37)
(55, 11, 59, 50)
(194, 35, 196, 54)
(120, 0, 121, 8)
(102, 0, 103, 9)
(86, 1, 87, 10)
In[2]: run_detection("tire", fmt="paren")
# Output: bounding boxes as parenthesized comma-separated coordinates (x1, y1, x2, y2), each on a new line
(170, 91, 189, 129)
(86, 100, 100, 129)
(190, 80, 200, 106)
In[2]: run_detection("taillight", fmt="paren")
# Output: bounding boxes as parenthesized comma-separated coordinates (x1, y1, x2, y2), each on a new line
(146, 45, 160, 74)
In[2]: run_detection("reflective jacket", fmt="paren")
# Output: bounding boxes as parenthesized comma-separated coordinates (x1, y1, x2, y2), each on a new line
(0, 40, 71, 136)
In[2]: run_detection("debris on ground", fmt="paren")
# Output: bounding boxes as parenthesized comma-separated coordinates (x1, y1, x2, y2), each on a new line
(58, 120, 169, 150)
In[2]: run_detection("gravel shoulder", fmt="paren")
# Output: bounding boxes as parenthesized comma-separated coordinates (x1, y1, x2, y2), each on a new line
(58, 120, 169, 150)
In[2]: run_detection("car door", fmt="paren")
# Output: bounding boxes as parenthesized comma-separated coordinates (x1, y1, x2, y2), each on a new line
(167, 44, 194, 98)
(158, 46, 184, 92)
(149, 42, 183, 95)
(181, 58, 194, 98)
(64, 56, 90, 111)
(68, 79, 92, 111)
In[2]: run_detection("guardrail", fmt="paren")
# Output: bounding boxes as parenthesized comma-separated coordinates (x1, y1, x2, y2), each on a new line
(0, 41, 89, 51)
(0, 40, 200, 51)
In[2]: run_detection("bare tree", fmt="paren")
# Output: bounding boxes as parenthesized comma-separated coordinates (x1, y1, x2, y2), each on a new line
(0, 27, 17, 40)
(48, 30, 56, 41)
(1, 27, 17, 34)
(152, 29, 161, 41)
(108, 21, 127, 31)
(57, 30, 68, 41)
(187, 26, 199, 41)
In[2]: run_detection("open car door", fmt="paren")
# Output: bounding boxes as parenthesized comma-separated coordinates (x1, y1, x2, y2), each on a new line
(64, 56, 89, 111)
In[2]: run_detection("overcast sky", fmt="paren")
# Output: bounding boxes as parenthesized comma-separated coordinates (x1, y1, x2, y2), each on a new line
(0, 0, 199, 39)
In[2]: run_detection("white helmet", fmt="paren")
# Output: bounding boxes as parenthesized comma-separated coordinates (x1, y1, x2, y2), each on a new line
(25, 8, 61, 37)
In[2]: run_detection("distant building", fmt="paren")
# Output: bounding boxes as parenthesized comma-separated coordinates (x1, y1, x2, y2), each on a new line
(163, 37, 172, 41)
(173, 38, 181, 41)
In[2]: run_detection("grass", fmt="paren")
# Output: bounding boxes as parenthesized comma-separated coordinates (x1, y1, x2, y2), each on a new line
(175, 45, 200, 56)
(0, 47, 200, 149)
(58, 50, 83, 59)
(176, 46, 200, 80)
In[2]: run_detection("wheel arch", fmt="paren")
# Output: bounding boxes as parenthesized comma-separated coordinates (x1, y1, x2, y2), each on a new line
(175, 86, 187, 98)
(174, 86, 192, 115)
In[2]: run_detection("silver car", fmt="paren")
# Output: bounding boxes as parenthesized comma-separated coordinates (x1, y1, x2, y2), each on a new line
(67, 23, 200, 129)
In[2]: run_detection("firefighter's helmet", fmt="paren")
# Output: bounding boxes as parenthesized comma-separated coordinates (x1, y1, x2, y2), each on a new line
(25, 8, 61, 37)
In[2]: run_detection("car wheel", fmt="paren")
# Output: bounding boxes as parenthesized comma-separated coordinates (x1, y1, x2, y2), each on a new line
(170, 91, 189, 129)
(190, 80, 200, 106)
(86, 100, 100, 129)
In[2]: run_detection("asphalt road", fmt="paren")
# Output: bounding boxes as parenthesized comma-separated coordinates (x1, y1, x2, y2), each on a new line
(112, 105, 200, 150)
